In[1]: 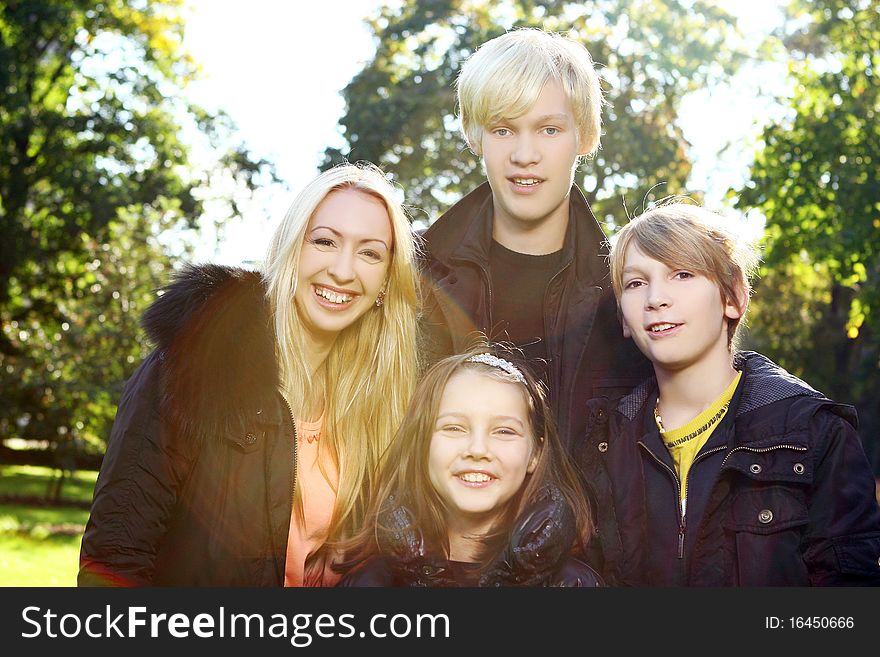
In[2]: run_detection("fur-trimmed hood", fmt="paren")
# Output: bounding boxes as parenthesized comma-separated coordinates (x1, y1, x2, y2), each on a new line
(141, 263, 283, 442)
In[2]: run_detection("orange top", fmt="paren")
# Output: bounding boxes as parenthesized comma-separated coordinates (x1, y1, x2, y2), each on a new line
(283, 412, 340, 587)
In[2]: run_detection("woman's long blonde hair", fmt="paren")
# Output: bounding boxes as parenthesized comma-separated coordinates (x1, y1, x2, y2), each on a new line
(263, 162, 419, 569)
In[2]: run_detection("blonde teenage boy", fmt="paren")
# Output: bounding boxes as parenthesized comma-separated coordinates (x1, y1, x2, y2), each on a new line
(584, 202, 880, 585)
(419, 28, 649, 456)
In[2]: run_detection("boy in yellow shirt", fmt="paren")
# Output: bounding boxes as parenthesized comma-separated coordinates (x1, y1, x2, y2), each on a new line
(582, 202, 880, 585)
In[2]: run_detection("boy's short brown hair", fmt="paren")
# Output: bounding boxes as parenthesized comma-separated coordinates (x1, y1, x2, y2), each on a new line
(609, 202, 762, 349)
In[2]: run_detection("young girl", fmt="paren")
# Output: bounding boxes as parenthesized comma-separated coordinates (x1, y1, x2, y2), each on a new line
(339, 346, 602, 587)
(78, 163, 420, 586)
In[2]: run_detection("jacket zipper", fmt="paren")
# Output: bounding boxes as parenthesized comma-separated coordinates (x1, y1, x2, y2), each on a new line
(638, 441, 686, 558)
(720, 443, 807, 469)
(280, 395, 298, 500)
(638, 441, 727, 581)
(543, 261, 572, 395)
(280, 395, 298, 529)
(477, 262, 494, 330)
(543, 260, 571, 337)
(679, 444, 726, 576)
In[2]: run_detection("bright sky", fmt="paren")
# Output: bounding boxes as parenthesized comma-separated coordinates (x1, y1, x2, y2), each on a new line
(183, 0, 390, 265)
(182, 0, 785, 266)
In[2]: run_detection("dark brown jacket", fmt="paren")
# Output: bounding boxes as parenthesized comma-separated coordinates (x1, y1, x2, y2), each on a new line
(79, 265, 296, 586)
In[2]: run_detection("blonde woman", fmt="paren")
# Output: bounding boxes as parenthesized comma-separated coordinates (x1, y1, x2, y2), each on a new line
(79, 162, 419, 586)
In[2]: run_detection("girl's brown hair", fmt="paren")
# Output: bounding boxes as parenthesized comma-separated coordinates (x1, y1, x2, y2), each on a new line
(341, 342, 593, 570)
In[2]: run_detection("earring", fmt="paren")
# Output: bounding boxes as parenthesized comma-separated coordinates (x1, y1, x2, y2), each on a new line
(375, 290, 386, 307)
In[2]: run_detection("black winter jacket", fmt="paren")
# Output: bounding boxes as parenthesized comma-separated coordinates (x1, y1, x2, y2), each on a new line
(418, 182, 651, 452)
(79, 265, 297, 586)
(581, 351, 880, 586)
(339, 485, 603, 587)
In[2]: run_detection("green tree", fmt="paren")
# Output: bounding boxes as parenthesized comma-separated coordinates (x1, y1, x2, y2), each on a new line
(322, 0, 744, 226)
(0, 0, 274, 455)
(737, 0, 880, 468)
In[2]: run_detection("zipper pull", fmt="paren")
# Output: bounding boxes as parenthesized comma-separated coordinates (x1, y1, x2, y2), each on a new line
(678, 522, 685, 559)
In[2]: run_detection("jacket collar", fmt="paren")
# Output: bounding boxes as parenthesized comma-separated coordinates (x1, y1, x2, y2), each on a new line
(617, 351, 841, 424)
(422, 182, 494, 269)
(422, 181, 609, 285)
(731, 350, 824, 417)
(376, 484, 576, 586)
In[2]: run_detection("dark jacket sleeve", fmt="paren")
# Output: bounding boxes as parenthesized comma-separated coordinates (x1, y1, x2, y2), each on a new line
(336, 557, 395, 587)
(804, 408, 880, 585)
(480, 484, 582, 587)
(78, 351, 198, 586)
(551, 557, 605, 587)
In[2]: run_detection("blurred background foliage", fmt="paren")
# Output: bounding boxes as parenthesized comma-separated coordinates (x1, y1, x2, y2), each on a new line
(321, 0, 747, 225)
(1, 0, 878, 475)
(0, 0, 276, 464)
(737, 0, 879, 465)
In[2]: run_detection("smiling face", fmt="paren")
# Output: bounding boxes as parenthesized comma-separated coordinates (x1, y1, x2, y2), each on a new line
(294, 188, 393, 349)
(619, 242, 742, 376)
(427, 370, 539, 535)
(479, 80, 584, 234)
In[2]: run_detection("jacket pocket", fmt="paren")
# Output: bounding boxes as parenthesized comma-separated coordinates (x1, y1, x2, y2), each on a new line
(721, 442, 813, 486)
(831, 533, 880, 581)
(724, 485, 810, 585)
(727, 485, 809, 534)
(223, 427, 266, 453)
(199, 433, 272, 561)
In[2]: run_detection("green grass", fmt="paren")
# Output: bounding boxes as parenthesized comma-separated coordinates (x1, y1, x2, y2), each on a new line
(0, 464, 97, 503)
(0, 465, 97, 586)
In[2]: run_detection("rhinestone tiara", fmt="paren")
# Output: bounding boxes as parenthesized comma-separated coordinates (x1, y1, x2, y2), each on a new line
(465, 353, 527, 385)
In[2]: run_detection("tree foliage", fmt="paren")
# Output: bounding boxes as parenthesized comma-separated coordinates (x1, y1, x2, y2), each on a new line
(737, 0, 880, 466)
(0, 0, 274, 454)
(2, 206, 178, 453)
(323, 0, 745, 226)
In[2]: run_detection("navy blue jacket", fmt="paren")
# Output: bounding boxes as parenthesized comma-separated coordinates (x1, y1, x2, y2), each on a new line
(581, 351, 880, 586)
